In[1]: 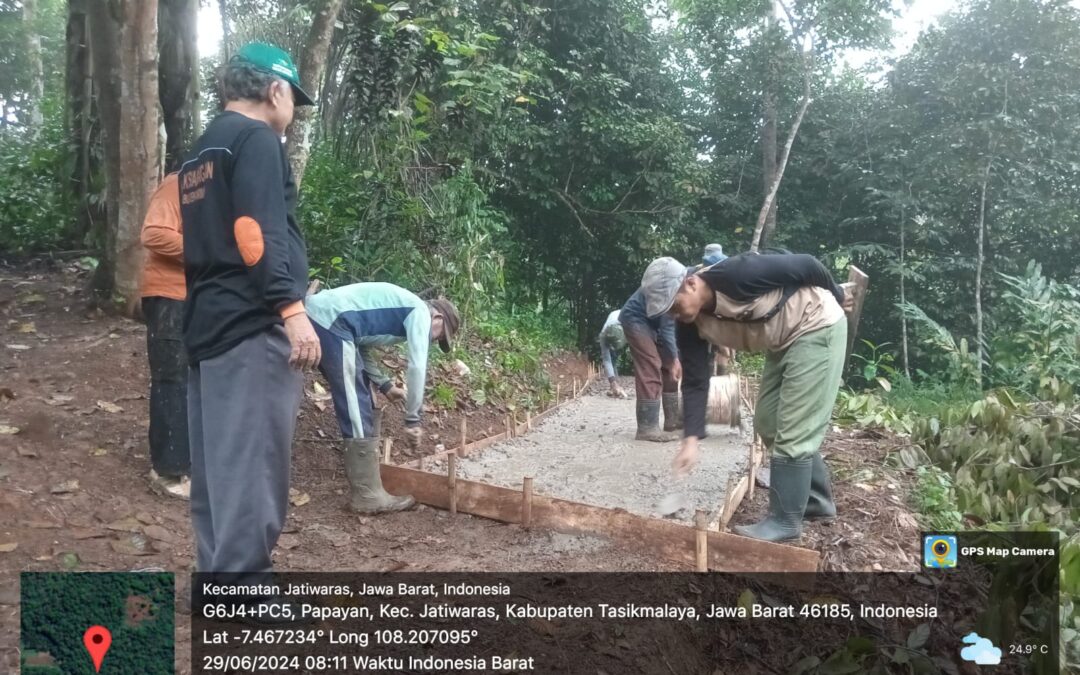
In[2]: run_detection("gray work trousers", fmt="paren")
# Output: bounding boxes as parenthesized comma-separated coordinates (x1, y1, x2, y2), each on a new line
(187, 325, 302, 582)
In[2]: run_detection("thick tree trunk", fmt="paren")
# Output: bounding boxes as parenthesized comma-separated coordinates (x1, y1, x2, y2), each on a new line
(158, 0, 200, 172)
(66, 0, 104, 245)
(24, 0, 45, 133)
(286, 0, 346, 185)
(88, 0, 161, 310)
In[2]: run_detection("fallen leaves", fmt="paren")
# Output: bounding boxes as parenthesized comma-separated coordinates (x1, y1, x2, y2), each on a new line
(0, 425, 19, 435)
(50, 479, 79, 494)
(96, 400, 124, 414)
(143, 525, 181, 545)
(5, 344, 30, 351)
(110, 535, 154, 556)
(0, 388, 14, 402)
(44, 394, 73, 406)
(289, 488, 311, 507)
(105, 517, 144, 533)
(16, 446, 38, 458)
(17, 322, 36, 333)
(89, 447, 108, 457)
(278, 534, 300, 550)
(0, 542, 18, 553)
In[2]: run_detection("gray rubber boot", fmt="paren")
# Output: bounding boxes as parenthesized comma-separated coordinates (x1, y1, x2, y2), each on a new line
(635, 399, 680, 442)
(803, 453, 837, 520)
(662, 392, 683, 432)
(344, 438, 416, 514)
(733, 455, 812, 542)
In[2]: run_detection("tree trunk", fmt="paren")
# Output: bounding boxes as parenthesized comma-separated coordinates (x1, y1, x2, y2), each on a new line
(158, 0, 200, 172)
(66, 0, 104, 245)
(899, 191, 910, 379)
(974, 157, 992, 388)
(286, 0, 346, 185)
(88, 0, 161, 311)
(750, 83, 810, 253)
(24, 0, 45, 133)
(759, 6, 779, 248)
(218, 0, 231, 60)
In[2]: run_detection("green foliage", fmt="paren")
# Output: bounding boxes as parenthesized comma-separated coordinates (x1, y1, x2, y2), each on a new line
(431, 382, 457, 409)
(0, 98, 74, 253)
(850, 339, 897, 390)
(912, 465, 964, 531)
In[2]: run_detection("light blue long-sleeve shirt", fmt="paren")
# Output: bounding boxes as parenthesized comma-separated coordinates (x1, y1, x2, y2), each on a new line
(598, 309, 623, 379)
(306, 282, 432, 426)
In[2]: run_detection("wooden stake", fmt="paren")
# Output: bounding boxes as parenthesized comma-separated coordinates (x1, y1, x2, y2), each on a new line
(573, 377, 578, 398)
(382, 438, 393, 465)
(459, 418, 468, 457)
(505, 415, 512, 439)
(525, 409, 532, 431)
(522, 476, 533, 529)
(556, 383, 561, 403)
(747, 439, 756, 500)
(695, 510, 709, 572)
(447, 451, 458, 516)
(842, 265, 870, 361)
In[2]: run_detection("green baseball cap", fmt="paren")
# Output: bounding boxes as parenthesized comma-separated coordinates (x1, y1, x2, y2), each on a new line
(233, 42, 315, 106)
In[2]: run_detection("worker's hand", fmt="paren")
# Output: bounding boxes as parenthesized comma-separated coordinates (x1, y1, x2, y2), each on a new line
(404, 425, 423, 450)
(386, 386, 406, 403)
(671, 358, 683, 382)
(284, 312, 321, 370)
(672, 436, 699, 477)
(842, 288, 856, 314)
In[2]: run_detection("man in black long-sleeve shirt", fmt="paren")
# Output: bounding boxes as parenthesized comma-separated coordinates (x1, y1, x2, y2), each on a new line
(640, 252, 853, 543)
(180, 42, 320, 617)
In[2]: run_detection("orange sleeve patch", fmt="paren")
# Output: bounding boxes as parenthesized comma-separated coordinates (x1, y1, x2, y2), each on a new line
(234, 216, 265, 266)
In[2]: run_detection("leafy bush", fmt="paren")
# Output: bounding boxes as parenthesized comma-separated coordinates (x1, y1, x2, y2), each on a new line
(0, 98, 74, 253)
(911, 465, 963, 531)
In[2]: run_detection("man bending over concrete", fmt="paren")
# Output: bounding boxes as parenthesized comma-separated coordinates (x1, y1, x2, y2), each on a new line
(598, 309, 629, 398)
(619, 288, 682, 441)
(640, 252, 853, 543)
(306, 282, 460, 514)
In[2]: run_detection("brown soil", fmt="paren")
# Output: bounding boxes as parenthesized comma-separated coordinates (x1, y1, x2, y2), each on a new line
(0, 261, 923, 674)
(125, 593, 155, 627)
(731, 426, 924, 572)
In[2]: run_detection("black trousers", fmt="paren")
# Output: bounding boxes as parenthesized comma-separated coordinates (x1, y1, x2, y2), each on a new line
(144, 296, 190, 477)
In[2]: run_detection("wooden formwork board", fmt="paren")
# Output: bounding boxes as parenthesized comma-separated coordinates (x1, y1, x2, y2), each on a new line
(380, 464, 818, 572)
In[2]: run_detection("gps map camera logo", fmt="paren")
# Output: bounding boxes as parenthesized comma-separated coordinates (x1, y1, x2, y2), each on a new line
(923, 534, 957, 568)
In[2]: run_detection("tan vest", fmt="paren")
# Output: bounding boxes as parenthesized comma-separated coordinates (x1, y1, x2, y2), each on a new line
(693, 286, 843, 352)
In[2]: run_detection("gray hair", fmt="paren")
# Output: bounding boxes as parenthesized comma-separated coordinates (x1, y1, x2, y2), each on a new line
(216, 62, 279, 105)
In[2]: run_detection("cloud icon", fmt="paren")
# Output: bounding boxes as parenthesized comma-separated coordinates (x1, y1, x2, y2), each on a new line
(961, 632, 1002, 665)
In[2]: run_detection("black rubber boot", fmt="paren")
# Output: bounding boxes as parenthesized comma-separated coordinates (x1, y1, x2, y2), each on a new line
(635, 399, 680, 442)
(733, 455, 812, 542)
(344, 438, 416, 514)
(803, 453, 837, 520)
(661, 392, 683, 432)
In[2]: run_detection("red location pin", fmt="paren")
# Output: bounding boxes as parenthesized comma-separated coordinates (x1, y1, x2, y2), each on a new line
(83, 625, 112, 673)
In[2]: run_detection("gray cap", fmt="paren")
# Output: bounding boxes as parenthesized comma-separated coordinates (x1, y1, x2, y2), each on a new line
(703, 243, 727, 266)
(641, 257, 689, 318)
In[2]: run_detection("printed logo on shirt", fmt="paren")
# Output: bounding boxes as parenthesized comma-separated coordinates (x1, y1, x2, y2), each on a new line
(181, 160, 215, 205)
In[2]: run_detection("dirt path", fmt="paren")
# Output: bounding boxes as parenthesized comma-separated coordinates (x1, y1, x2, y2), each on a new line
(441, 390, 749, 525)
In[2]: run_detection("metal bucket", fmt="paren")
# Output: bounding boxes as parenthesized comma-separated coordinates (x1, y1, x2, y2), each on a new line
(706, 374, 741, 428)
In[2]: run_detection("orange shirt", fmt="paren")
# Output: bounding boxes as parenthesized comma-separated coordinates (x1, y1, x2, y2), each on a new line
(140, 173, 186, 300)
